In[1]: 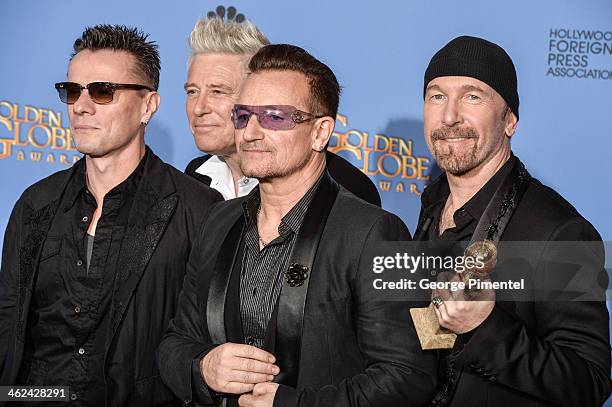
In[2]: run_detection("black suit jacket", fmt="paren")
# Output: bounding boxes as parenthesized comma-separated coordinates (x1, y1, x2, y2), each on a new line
(185, 151, 382, 207)
(414, 163, 611, 407)
(157, 173, 437, 407)
(0, 147, 223, 406)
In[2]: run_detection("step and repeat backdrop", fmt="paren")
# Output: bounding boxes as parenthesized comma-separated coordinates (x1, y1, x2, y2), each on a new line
(1, 0, 611, 403)
(2, 0, 611, 239)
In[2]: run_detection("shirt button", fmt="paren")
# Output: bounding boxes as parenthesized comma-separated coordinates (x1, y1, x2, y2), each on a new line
(78, 347, 85, 355)
(242, 178, 250, 185)
(76, 260, 83, 267)
(74, 306, 81, 314)
(71, 393, 78, 401)
(82, 216, 89, 222)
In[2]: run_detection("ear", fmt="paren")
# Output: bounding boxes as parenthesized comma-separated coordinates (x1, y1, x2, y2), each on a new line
(504, 110, 518, 138)
(141, 91, 161, 125)
(310, 116, 335, 152)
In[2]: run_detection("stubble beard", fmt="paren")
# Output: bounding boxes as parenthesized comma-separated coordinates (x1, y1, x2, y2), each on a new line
(429, 126, 484, 176)
(239, 143, 312, 181)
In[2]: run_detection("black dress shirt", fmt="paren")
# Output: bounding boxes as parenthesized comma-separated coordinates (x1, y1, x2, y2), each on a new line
(417, 155, 522, 396)
(239, 179, 319, 349)
(418, 156, 515, 242)
(17, 151, 148, 405)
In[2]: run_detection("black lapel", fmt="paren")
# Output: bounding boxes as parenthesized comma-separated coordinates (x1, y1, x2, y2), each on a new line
(16, 200, 59, 338)
(16, 162, 81, 338)
(186, 155, 213, 186)
(413, 174, 446, 241)
(207, 216, 245, 344)
(192, 172, 213, 186)
(273, 172, 340, 387)
(470, 156, 531, 244)
(108, 152, 178, 339)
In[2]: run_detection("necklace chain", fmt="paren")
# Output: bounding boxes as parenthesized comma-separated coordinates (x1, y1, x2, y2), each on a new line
(257, 205, 268, 247)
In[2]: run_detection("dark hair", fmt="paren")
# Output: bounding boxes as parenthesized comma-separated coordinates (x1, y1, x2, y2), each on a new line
(248, 44, 340, 118)
(72, 24, 160, 90)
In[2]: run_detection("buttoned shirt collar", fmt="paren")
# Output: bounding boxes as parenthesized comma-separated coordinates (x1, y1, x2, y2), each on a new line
(63, 149, 148, 213)
(419, 154, 516, 239)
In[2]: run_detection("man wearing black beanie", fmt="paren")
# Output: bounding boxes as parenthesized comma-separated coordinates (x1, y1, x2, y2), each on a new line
(413, 35, 610, 407)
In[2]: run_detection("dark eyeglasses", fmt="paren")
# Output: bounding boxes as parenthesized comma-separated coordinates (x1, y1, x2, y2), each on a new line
(231, 104, 325, 130)
(54, 81, 153, 105)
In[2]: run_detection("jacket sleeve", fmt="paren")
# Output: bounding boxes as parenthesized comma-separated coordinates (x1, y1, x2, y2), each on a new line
(156, 210, 220, 406)
(273, 213, 438, 407)
(0, 197, 25, 382)
(453, 218, 611, 407)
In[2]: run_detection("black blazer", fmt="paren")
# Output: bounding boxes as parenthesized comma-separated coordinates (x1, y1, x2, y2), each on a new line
(415, 166, 611, 407)
(0, 148, 223, 406)
(185, 151, 382, 207)
(157, 173, 437, 407)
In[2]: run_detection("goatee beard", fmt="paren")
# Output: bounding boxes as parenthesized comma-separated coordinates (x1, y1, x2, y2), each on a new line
(430, 127, 481, 176)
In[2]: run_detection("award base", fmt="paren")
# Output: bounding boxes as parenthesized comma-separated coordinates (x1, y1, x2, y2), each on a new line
(410, 304, 457, 350)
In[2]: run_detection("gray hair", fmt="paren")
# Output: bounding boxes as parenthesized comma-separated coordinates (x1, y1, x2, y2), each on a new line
(187, 17, 269, 68)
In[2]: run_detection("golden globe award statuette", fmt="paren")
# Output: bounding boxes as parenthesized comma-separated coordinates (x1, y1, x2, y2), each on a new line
(410, 240, 498, 350)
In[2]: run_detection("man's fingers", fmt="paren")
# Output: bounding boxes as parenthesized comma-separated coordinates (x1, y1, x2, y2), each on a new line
(252, 382, 277, 396)
(434, 298, 452, 329)
(230, 370, 275, 384)
(230, 357, 279, 374)
(238, 393, 255, 407)
(231, 344, 276, 363)
(224, 381, 255, 395)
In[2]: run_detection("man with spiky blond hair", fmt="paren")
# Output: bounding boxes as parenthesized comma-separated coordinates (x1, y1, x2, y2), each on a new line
(183, 16, 381, 205)
(183, 16, 269, 200)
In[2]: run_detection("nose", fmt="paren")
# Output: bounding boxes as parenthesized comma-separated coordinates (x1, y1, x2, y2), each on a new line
(441, 99, 462, 127)
(193, 93, 211, 116)
(72, 88, 96, 115)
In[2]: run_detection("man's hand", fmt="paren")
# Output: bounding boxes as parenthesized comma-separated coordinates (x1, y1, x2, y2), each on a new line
(238, 382, 279, 407)
(200, 343, 279, 394)
(432, 271, 495, 334)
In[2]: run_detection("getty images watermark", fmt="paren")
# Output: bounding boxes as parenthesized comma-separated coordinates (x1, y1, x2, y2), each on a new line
(358, 242, 610, 302)
(371, 252, 524, 292)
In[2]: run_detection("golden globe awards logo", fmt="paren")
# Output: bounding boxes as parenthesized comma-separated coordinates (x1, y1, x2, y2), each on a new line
(0, 100, 81, 164)
(329, 114, 431, 195)
(547, 28, 612, 79)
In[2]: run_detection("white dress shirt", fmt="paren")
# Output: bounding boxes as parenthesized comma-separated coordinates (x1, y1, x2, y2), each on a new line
(195, 155, 258, 200)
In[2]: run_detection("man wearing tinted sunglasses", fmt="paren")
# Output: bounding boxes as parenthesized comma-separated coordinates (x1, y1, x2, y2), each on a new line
(0, 25, 222, 406)
(182, 16, 381, 206)
(157, 44, 437, 407)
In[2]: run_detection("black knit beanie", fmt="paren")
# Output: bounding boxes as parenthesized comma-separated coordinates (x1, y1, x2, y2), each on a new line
(424, 36, 519, 120)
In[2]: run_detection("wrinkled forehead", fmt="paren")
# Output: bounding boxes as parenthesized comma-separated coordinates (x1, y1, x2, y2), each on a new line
(426, 75, 500, 99)
(239, 70, 311, 111)
(68, 49, 142, 84)
(187, 53, 247, 81)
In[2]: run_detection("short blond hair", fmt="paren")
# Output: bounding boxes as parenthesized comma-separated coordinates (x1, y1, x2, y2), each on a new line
(187, 17, 269, 67)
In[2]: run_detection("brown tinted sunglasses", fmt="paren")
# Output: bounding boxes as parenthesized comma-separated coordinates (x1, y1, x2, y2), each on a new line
(54, 81, 152, 104)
